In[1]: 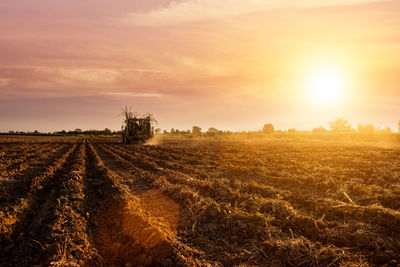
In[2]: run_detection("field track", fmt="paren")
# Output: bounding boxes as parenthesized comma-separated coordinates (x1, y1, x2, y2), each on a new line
(0, 136, 400, 266)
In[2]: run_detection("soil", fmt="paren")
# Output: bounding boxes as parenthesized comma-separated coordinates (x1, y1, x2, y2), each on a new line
(1, 136, 400, 266)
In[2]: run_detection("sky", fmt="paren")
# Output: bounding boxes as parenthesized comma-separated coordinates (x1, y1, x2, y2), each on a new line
(0, 0, 399, 132)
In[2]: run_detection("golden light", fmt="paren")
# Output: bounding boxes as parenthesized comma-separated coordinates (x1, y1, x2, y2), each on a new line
(306, 65, 346, 106)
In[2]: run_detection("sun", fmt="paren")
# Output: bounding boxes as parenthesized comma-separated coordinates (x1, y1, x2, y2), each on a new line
(306, 66, 346, 106)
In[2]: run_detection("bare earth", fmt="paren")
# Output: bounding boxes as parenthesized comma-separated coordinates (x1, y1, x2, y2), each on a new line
(0, 136, 399, 266)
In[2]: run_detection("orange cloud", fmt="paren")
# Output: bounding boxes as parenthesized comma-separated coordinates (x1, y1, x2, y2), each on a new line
(101, 92, 165, 98)
(120, 0, 384, 26)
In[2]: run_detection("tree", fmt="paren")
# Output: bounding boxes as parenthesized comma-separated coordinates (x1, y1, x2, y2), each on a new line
(192, 126, 202, 136)
(381, 127, 392, 134)
(312, 127, 327, 133)
(263, 123, 275, 134)
(207, 127, 218, 136)
(155, 128, 161, 134)
(358, 124, 375, 133)
(104, 128, 111, 135)
(329, 118, 352, 132)
(398, 121, 400, 133)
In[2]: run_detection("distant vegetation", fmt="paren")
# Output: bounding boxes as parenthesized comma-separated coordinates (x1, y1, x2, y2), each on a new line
(0, 128, 120, 137)
(2, 118, 400, 143)
(158, 118, 400, 144)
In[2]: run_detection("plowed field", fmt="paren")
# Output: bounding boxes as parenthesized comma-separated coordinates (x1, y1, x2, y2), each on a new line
(1, 137, 399, 266)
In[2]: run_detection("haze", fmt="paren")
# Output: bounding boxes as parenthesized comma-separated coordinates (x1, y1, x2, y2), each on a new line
(1, 0, 399, 132)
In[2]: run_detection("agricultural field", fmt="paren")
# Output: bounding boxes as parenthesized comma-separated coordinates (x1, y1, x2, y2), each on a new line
(0, 136, 399, 266)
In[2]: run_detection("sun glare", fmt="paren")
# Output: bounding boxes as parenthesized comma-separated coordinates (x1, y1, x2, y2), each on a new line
(307, 66, 346, 106)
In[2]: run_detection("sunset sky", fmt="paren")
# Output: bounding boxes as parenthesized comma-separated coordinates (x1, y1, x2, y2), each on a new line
(1, 0, 399, 132)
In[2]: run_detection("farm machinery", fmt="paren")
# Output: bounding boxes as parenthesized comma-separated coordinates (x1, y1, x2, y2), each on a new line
(121, 107, 155, 144)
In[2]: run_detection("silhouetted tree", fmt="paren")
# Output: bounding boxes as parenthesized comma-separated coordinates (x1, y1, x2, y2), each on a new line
(380, 127, 392, 134)
(358, 124, 375, 133)
(329, 118, 352, 132)
(192, 126, 202, 136)
(312, 127, 327, 133)
(207, 127, 218, 136)
(155, 128, 161, 134)
(263, 123, 275, 134)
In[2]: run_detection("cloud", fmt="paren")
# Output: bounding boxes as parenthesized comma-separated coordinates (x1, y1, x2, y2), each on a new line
(101, 92, 165, 98)
(0, 66, 171, 97)
(0, 78, 13, 87)
(121, 0, 383, 26)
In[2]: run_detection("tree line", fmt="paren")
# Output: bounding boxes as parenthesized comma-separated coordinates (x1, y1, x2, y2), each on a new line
(3, 128, 120, 136)
(262, 118, 396, 134)
(160, 118, 399, 137)
(3, 119, 399, 137)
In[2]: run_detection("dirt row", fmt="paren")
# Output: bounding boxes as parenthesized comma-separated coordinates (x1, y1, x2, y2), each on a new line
(1, 137, 400, 266)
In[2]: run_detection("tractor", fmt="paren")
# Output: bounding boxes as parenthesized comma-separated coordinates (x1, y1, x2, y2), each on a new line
(121, 108, 154, 144)
(121, 116, 153, 144)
